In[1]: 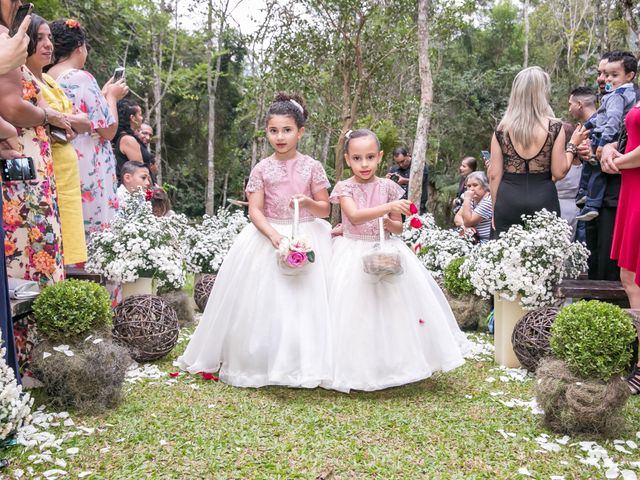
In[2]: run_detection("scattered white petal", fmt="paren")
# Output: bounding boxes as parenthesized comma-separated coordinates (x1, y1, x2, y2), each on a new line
(464, 395, 472, 400)
(43, 352, 51, 359)
(490, 391, 505, 397)
(485, 376, 496, 383)
(63, 418, 74, 427)
(550, 476, 565, 480)
(541, 442, 561, 453)
(54, 458, 67, 468)
(159, 439, 167, 446)
(190, 384, 200, 390)
(616, 445, 633, 454)
(52, 345, 69, 352)
(622, 470, 638, 480)
(63, 350, 75, 357)
(517, 467, 532, 476)
(627, 440, 638, 450)
(77, 426, 95, 435)
(13, 469, 24, 478)
(43, 470, 67, 478)
(207, 404, 215, 408)
(99, 446, 110, 453)
(606, 469, 620, 479)
(560, 461, 568, 466)
(84, 335, 93, 341)
(78, 472, 93, 479)
(92, 338, 103, 344)
(66, 447, 79, 455)
(556, 436, 570, 445)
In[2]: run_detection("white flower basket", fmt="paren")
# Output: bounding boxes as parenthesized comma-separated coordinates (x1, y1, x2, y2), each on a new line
(362, 217, 403, 278)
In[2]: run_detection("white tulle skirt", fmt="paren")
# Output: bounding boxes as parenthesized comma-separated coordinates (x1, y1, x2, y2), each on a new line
(323, 235, 470, 393)
(176, 219, 333, 388)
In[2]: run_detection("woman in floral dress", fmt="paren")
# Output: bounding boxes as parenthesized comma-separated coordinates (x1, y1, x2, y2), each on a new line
(47, 19, 128, 240)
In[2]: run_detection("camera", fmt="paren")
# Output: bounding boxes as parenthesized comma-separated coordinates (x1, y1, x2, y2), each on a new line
(390, 173, 400, 183)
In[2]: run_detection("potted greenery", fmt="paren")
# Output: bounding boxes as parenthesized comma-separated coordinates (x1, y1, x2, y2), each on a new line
(86, 191, 186, 298)
(462, 210, 589, 367)
(30, 279, 131, 413)
(441, 257, 491, 330)
(536, 300, 636, 436)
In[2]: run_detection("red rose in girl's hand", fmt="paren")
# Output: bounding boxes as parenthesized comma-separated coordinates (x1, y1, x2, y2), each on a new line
(410, 203, 418, 215)
(410, 217, 423, 229)
(145, 189, 153, 201)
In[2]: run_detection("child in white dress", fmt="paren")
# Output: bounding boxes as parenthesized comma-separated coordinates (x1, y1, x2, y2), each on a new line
(325, 129, 470, 393)
(176, 93, 333, 388)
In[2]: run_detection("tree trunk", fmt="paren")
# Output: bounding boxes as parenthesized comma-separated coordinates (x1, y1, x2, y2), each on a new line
(250, 93, 264, 170)
(222, 172, 229, 207)
(321, 128, 331, 166)
(409, 0, 433, 208)
(152, 72, 163, 185)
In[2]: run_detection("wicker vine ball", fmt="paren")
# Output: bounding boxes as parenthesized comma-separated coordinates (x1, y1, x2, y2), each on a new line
(511, 307, 560, 372)
(113, 295, 179, 362)
(194, 274, 217, 311)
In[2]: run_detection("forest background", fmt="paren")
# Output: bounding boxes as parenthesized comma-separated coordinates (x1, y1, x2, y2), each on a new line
(32, 0, 640, 224)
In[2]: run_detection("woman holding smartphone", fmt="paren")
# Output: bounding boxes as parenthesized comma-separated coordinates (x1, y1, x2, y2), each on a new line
(26, 14, 90, 266)
(0, 2, 74, 288)
(47, 18, 128, 242)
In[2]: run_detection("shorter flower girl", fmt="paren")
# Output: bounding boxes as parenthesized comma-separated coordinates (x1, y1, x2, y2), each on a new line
(324, 129, 470, 393)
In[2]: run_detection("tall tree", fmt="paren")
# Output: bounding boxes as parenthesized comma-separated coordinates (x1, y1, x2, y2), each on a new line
(409, 0, 433, 208)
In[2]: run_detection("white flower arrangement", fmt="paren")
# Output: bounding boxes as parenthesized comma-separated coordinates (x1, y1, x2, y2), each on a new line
(461, 209, 589, 310)
(0, 347, 33, 441)
(185, 208, 248, 274)
(402, 213, 475, 276)
(86, 191, 186, 290)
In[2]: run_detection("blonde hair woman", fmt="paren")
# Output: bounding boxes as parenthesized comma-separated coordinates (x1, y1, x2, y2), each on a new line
(488, 66, 587, 235)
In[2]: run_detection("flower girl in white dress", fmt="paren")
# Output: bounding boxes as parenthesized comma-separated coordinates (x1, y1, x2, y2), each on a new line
(324, 129, 470, 393)
(176, 94, 333, 388)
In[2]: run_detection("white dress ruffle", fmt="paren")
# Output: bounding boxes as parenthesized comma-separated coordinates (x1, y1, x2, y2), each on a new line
(323, 235, 470, 393)
(176, 219, 332, 388)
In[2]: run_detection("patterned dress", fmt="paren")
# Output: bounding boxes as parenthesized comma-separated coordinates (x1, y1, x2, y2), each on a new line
(2, 67, 64, 287)
(54, 69, 119, 239)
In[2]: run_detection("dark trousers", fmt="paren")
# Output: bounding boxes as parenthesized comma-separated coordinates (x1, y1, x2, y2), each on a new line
(585, 205, 620, 281)
(578, 162, 606, 209)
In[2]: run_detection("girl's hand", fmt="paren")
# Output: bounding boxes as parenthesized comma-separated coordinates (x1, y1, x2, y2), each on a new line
(289, 194, 310, 209)
(382, 215, 392, 232)
(269, 232, 285, 249)
(388, 199, 412, 216)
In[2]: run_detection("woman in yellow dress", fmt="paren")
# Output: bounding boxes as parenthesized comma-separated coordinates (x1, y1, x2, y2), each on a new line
(26, 15, 88, 264)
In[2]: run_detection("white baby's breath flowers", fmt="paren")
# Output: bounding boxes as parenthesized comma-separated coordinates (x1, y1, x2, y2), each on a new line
(461, 210, 589, 309)
(0, 347, 33, 441)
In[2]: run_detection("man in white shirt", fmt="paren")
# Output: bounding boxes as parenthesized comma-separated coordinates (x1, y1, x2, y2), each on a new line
(117, 161, 151, 207)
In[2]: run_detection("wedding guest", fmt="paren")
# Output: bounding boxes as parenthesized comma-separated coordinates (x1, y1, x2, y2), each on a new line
(117, 161, 151, 205)
(151, 188, 174, 217)
(455, 171, 492, 244)
(0, 11, 74, 287)
(452, 156, 477, 215)
(113, 99, 153, 180)
(47, 19, 128, 240)
(138, 122, 153, 147)
(26, 14, 89, 266)
(556, 122, 583, 239)
(386, 147, 428, 213)
(489, 66, 588, 235)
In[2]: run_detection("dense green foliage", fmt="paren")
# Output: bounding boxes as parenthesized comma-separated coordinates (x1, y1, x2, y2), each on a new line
(33, 279, 113, 341)
(443, 256, 475, 297)
(550, 301, 636, 381)
(31, 0, 640, 222)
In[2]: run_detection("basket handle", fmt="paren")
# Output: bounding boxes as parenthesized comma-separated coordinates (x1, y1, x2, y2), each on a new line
(292, 197, 300, 238)
(378, 216, 385, 247)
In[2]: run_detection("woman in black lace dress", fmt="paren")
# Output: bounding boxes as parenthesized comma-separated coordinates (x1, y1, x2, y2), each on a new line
(489, 66, 588, 235)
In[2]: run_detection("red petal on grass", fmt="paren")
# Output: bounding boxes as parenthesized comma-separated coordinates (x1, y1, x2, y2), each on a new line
(410, 217, 423, 229)
(414, 243, 422, 253)
(419, 319, 425, 325)
(168, 372, 180, 378)
(199, 372, 219, 381)
(410, 203, 418, 215)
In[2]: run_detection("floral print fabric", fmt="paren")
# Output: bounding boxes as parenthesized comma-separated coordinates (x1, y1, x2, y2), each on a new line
(55, 69, 119, 238)
(2, 67, 64, 287)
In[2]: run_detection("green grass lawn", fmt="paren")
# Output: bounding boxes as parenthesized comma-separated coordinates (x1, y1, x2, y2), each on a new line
(5, 332, 640, 479)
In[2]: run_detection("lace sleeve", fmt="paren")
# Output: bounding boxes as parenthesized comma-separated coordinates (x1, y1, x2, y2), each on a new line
(245, 162, 264, 193)
(310, 161, 331, 194)
(329, 181, 353, 204)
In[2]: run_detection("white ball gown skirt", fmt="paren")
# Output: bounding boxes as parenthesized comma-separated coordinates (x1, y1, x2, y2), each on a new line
(176, 219, 333, 388)
(323, 236, 471, 393)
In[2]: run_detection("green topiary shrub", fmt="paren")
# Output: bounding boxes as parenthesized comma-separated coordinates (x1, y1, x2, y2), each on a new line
(33, 279, 112, 342)
(550, 300, 636, 381)
(443, 257, 475, 297)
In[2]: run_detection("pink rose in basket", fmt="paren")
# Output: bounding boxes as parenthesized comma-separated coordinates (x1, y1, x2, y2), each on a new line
(287, 251, 308, 268)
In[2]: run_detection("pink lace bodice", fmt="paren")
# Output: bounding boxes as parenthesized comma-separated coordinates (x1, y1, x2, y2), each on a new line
(330, 178, 405, 240)
(245, 153, 330, 221)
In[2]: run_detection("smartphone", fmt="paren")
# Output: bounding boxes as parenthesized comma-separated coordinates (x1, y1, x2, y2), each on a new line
(1, 157, 36, 181)
(49, 127, 68, 144)
(480, 150, 491, 165)
(113, 67, 125, 81)
(9, 3, 32, 36)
